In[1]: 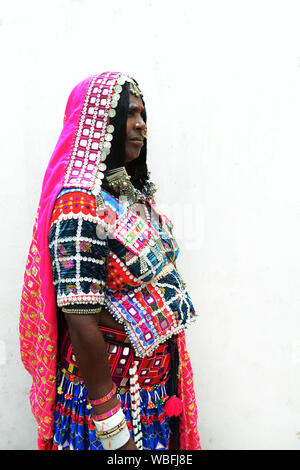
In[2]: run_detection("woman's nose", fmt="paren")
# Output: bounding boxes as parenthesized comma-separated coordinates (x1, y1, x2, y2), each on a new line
(135, 116, 146, 129)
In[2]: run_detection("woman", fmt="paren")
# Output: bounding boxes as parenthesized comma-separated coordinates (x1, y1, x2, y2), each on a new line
(19, 72, 201, 451)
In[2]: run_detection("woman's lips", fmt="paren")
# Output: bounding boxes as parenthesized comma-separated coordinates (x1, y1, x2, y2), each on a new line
(129, 138, 144, 146)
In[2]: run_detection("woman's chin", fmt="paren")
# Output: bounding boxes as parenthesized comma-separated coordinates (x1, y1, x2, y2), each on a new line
(124, 152, 141, 164)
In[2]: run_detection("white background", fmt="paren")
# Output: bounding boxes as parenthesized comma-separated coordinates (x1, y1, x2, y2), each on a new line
(0, 0, 300, 450)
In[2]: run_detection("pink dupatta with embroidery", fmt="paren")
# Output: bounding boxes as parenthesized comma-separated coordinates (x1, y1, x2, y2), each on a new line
(19, 75, 94, 448)
(177, 332, 201, 449)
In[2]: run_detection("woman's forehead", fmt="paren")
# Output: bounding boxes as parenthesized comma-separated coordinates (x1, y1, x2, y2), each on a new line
(129, 93, 144, 109)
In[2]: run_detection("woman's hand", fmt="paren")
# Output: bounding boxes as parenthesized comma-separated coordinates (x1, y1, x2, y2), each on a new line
(64, 313, 139, 451)
(93, 399, 138, 450)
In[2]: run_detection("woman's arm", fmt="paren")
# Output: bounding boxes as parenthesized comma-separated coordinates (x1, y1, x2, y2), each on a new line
(64, 312, 137, 450)
(49, 194, 137, 449)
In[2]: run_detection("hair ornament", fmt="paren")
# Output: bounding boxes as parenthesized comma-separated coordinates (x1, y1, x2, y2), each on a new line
(129, 80, 143, 99)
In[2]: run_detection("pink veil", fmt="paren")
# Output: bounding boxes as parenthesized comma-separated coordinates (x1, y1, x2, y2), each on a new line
(20, 73, 105, 448)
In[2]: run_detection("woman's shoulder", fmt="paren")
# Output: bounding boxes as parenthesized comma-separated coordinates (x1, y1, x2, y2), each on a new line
(53, 187, 125, 215)
(50, 187, 121, 226)
(50, 187, 98, 228)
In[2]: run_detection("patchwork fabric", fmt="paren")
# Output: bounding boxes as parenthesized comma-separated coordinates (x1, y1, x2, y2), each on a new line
(154, 269, 195, 326)
(49, 203, 108, 306)
(59, 325, 171, 390)
(49, 188, 197, 356)
(112, 211, 154, 255)
(105, 278, 188, 357)
(100, 189, 179, 283)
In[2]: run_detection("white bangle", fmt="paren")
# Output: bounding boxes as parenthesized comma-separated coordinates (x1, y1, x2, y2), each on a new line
(93, 408, 125, 432)
(99, 425, 131, 450)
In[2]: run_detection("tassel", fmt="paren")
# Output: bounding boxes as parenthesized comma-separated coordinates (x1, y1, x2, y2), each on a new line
(64, 381, 73, 400)
(146, 391, 154, 409)
(57, 373, 65, 395)
(164, 395, 183, 417)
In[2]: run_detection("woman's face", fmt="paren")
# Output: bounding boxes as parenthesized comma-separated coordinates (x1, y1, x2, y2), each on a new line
(125, 93, 147, 163)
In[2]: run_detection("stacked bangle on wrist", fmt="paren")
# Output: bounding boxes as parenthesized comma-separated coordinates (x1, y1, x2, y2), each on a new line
(97, 424, 130, 450)
(88, 383, 117, 406)
(93, 408, 124, 432)
(92, 402, 121, 421)
(95, 417, 127, 439)
(93, 407, 131, 450)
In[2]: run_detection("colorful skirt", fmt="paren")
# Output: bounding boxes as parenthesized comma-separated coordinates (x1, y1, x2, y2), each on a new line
(52, 325, 174, 450)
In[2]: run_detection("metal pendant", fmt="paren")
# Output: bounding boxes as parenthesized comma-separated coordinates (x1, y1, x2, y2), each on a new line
(139, 255, 149, 274)
(96, 223, 107, 240)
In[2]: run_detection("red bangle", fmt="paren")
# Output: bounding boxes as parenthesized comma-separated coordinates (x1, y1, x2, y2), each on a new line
(88, 383, 117, 406)
(92, 402, 121, 421)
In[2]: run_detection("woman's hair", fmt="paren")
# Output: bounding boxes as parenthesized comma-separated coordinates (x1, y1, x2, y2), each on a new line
(102, 81, 150, 193)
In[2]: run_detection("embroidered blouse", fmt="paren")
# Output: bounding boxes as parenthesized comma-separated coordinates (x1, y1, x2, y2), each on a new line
(49, 188, 196, 357)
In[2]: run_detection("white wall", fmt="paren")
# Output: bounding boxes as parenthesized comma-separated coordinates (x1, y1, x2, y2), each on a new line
(1, 0, 300, 450)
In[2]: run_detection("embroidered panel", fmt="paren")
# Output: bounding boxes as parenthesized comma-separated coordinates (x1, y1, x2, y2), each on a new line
(105, 267, 196, 357)
(104, 191, 179, 284)
(154, 269, 196, 327)
(63, 72, 122, 190)
(50, 189, 178, 286)
(49, 204, 108, 306)
(58, 325, 171, 389)
(49, 189, 196, 354)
